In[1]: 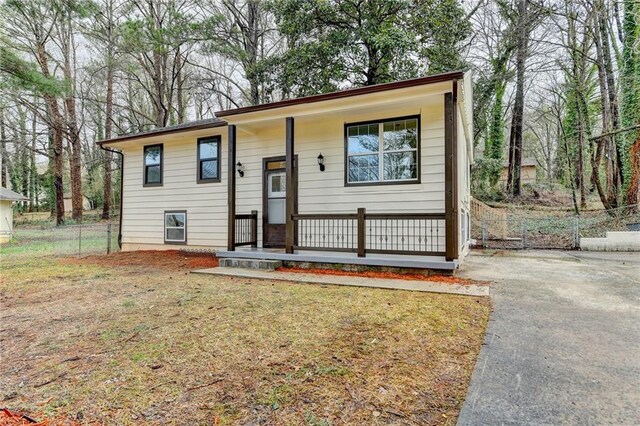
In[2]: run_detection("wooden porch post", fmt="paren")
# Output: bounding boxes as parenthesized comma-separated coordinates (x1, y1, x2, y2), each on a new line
(357, 207, 366, 257)
(285, 117, 295, 253)
(444, 82, 459, 261)
(227, 124, 236, 251)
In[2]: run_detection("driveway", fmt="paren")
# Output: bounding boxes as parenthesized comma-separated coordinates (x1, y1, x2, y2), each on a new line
(457, 250, 640, 425)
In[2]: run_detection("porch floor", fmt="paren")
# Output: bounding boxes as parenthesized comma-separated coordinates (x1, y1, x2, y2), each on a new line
(216, 247, 457, 270)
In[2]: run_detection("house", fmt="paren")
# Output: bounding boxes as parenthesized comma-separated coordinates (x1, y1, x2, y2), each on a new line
(98, 70, 473, 270)
(0, 187, 29, 243)
(499, 158, 537, 186)
(63, 192, 92, 212)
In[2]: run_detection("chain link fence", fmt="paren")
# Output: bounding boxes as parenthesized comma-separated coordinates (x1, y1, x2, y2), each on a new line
(472, 205, 640, 250)
(2, 223, 119, 257)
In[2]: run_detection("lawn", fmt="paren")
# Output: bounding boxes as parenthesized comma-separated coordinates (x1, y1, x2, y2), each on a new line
(0, 250, 490, 425)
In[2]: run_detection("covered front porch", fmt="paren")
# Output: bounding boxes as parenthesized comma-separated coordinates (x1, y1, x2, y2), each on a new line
(220, 73, 463, 268)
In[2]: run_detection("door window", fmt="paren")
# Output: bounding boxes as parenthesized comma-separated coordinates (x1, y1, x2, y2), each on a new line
(267, 171, 286, 224)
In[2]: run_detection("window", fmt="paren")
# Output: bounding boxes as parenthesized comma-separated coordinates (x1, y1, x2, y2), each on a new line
(143, 144, 163, 186)
(345, 116, 419, 185)
(197, 136, 221, 183)
(165, 211, 186, 244)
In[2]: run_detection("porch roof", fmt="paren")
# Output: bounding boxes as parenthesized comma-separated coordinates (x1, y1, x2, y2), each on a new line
(217, 70, 464, 119)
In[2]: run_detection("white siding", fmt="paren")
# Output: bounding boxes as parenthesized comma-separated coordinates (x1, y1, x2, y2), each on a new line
(235, 104, 446, 248)
(113, 76, 474, 257)
(457, 78, 473, 255)
(0, 200, 13, 243)
(119, 128, 228, 250)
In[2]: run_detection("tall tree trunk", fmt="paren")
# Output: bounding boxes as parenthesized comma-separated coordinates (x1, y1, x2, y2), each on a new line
(102, 13, 115, 220)
(246, 0, 260, 105)
(0, 108, 8, 188)
(61, 15, 83, 222)
(628, 135, 640, 206)
(621, 0, 640, 206)
(17, 106, 29, 200)
(30, 108, 37, 212)
(576, 103, 587, 209)
(35, 43, 65, 224)
(593, 5, 619, 209)
(176, 50, 185, 123)
(506, 0, 529, 197)
(598, 8, 624, 191)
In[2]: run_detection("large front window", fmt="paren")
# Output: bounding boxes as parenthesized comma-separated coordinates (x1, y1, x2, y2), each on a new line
(346, 117, 419, 185)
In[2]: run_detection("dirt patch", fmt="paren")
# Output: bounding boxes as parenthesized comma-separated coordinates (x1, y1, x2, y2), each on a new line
(277, 266, 490, 286)
(0, 409, 80, 426)
(60, 250, 218, 270)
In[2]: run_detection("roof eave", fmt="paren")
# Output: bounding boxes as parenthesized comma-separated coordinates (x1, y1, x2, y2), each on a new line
(216, 70, 465, 118)
(96, 120, 228, 146)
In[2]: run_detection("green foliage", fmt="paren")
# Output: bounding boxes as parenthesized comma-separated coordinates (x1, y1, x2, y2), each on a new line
(485, 78, 507, 186)
(261, 0, 471, 97)
(0, 45, 66, 96)
(620, 0, 640, 200)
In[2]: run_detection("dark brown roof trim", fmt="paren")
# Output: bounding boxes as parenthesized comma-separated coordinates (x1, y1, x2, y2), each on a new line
(96, 118, 227, 145)
(216, 70, 465, 117)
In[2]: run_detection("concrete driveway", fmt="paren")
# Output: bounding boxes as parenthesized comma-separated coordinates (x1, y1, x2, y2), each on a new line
(457, 250, 640, 425)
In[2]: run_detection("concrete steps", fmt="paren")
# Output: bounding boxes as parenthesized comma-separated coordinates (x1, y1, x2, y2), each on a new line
(580, 231, 640, 252)
(218, 257, 283, 270)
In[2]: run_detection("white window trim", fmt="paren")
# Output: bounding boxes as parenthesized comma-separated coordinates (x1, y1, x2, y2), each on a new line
(164, 211, 187, 244)
(346, 117, 420, 185)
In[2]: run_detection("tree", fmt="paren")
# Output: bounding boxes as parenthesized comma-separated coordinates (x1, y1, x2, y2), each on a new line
(591, 0, 623, 209)
(2, 0, 67, 224)
(556, 0, 595, 209)
(264, 0, 471, 98)
(619, 0, 640, 206)
(505, 0, 546, 197)
(57, 2, 91, 221)
(198, 0, 273, 106)
(119, 0, 202, 127)
(84, 0, 123, 219)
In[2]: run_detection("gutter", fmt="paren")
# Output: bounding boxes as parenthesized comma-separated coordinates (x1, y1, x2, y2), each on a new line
(99, 144, 124, 249)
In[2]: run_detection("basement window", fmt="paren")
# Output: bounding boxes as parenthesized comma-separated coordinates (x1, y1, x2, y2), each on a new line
(165, 211, 187, 244)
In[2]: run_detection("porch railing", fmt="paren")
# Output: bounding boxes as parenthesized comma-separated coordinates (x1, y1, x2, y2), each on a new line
(292, 208, 446, 257)
(234, 210, 258, 247)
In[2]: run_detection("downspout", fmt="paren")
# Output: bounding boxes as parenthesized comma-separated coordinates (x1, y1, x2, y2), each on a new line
(99, 144, 124, 249)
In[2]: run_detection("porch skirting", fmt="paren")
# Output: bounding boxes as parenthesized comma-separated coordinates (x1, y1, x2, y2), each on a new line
(216, 248, 457, 270)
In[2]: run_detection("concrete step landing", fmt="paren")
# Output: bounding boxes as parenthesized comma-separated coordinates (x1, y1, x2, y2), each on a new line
(218, 258, 283, 270)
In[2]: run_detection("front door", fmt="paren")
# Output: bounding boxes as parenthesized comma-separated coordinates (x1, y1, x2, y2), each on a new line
(263, 158, 287, 247)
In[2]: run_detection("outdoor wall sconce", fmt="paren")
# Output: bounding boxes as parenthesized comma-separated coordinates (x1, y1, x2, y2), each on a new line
(317, 153, 325, 172)
(236, 161, 244, 177)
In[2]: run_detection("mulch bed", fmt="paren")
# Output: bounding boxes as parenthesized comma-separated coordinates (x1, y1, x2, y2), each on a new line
(62, 251, 488, 286)
(61, 250, 218, 270)
(0, 409, 81, 426)
(276, 266, 490, 286)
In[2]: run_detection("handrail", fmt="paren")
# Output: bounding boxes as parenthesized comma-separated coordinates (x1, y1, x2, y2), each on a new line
(292, 213, 358, 220)
(234, 210, 258, 248)
(291, 208, 446, 257)
(471, 197, 507, 239)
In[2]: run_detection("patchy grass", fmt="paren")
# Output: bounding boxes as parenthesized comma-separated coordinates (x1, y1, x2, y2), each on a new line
(0, 251, 489, 425)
